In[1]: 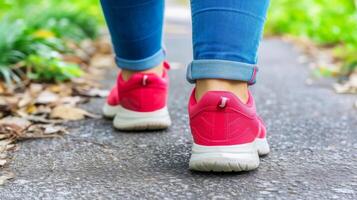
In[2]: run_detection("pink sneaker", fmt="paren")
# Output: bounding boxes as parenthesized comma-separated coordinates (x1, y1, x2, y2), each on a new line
(188, 89, 270, 172)
(102, 62, 171, 130)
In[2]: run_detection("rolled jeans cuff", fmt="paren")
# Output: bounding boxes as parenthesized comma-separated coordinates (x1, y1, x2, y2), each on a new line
(115, 49, 165, 71)
(186, 59, 258, 85)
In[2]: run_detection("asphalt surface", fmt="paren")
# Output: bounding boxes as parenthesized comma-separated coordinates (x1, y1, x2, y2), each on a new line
(1, 7, 357, 200)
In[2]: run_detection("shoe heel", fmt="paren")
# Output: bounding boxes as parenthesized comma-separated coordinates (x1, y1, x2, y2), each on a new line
(102, 103, 121, 119)
(189, 142, 260, 172)
(113, 106, 171, 131)
(255, 138, 270, 156)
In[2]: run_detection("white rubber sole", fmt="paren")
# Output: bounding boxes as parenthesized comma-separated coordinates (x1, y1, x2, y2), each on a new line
(113, 105, 171, 131)
(102, 103, 121, 118)
(189, 138, 270, 172)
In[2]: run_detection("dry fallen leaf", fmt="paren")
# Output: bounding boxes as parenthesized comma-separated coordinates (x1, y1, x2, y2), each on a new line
(74, 88, 109, 97)
(51, 106, 85, 120)
(0, 139, 15, 152)
(95, 38, 112, 54)
(59, 96, 85, 106)
(43, 125, 66, 135)
(86, 67, 106, 78)
(89, 54, 114, 68)
(333, 82, 357, 94)
(4, 143, 15, 150)
(29, 83, 43, 95)
(62, 55, 85, 65)
(18, 92, 33, 108)
(36, 90, 59, 104)
(80, 39, 96, 56)
(3, 96, 19, 106)
(0, 159, 7, 166)
(32, 105, 52, 115)
(0, 134, 11, 139)
(21, 124, 66, 139)
(0, 171, 15, 185)
(0, 153, 6, 159)
(0, 97, 12, 115)
(70, 77, 88, 85)
(75, 48, 90, 62)
(25, 104, 37, 114)
(0, 82, 6, 94)
(0, 117, 31, 131)
(50, 105, 100, 120)
(48, 84, 73, 97)
(24, 115, 64, 124)
(0, 97, 7, 107)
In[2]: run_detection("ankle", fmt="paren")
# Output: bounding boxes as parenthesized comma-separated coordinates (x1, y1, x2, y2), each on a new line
(195, 79, 249, 103)
(121, 63, 163, 81)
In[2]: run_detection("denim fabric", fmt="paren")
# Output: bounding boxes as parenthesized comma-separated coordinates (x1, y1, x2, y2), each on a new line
(187, 60, 259, 85)
(100, 0, 165, 70)
(188, 0, 269, 83)
(100, 0, 270, 82)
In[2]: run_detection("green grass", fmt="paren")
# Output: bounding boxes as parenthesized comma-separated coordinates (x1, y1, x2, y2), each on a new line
(0, 0, 103, 20)
(0, 0, 102, 84)
(266, 0, 357, 76)
(0, 19, 34, 84)
(26, 9, 99, 41)
(25, 55, 83, 82)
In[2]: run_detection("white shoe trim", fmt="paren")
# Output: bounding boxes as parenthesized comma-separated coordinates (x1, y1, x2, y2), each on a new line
(113, 105, 171, 130)
(189, 138, 270, 172)
(256, 137, 270, 156)
(102, 103, 121, 118)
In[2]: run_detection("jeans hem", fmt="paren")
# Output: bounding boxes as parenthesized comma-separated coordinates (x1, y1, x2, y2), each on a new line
(186, 59, 258, 85)
(115, 49, 165, 71)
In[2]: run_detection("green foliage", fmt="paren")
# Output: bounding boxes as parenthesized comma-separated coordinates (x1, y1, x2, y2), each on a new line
(267, 0, 357, 44)
(25, 8, 99, 41)
(0, 0, 100, 84)
(0, 17, 85, 83)
(0, 0, 103, 22)
(25, 55, 83, 82)
(0, 19, 34, 84)
(266, 0, 357, 74)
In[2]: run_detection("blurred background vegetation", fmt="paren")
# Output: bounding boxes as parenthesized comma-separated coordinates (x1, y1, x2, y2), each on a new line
(266, 0, 357, 78)
(0, 0, 356, 84)
(0, 0, 103, 85)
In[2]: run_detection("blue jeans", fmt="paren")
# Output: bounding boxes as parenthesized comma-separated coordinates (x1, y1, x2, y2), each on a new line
(100, 0, 270, 84)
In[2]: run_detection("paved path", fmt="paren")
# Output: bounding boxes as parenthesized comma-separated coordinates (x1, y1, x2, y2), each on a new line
(1, 5, 356, 200)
